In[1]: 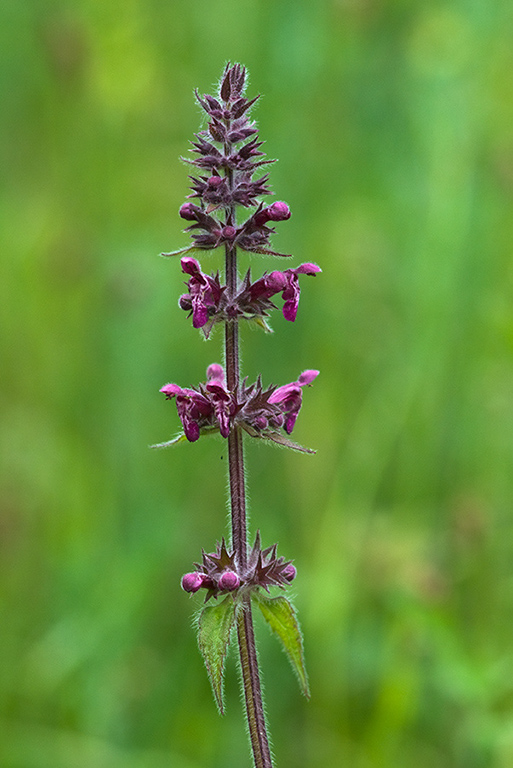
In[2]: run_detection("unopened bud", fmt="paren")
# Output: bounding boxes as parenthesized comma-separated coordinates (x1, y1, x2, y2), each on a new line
(222, 225, 237, 240)
(208, 176, 223, 187)
(219, 570, 240, 591)
(267, 201, 291, 221)
(181, 572, 204, 593)
(179, 294, 192, 310)
(253, 201, 291, 228)
(269, 413, 284, 429)
(179, 203, 199, 221)
(282, 564, 297, 582)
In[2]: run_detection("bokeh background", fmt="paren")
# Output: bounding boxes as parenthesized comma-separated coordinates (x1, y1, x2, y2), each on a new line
(1, 1, 513, 766)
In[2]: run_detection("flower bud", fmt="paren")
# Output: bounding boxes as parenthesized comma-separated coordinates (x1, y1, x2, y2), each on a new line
(179, 203, 199, 221)
(282, 564, 297, 582)
(179, 294, 192, 310)
(267, 201, 291, 221)
(222, 225, 237, 240)
(253, 201, 291, 227)
(181, 572, 204, 593)
(208, 175, 223, 187)
(219, 570, 240, 591)
(269, 413, 284, 429)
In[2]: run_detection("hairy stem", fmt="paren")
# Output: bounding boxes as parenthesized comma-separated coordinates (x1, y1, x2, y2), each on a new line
(225, 238, 273, 767)
(237, 596, 273, 768)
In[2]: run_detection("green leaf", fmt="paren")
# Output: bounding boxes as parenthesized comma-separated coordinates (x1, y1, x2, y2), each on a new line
(197, 596, 237, 714)
(256, 594, 310, 698)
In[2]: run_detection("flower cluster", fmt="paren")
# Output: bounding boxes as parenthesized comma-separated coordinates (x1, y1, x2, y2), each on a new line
(178, 256, 321, 335)
(159, 364, 318, 449)
(162, 64, 295, 260)
(181, 533, 296, 602)
(172, 200, 293, 259)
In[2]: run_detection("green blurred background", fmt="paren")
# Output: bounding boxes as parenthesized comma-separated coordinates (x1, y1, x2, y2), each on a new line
(1, 0, 513, 766)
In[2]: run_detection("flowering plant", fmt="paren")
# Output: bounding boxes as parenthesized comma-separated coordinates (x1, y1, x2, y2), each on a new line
(156, 64, 320, 768)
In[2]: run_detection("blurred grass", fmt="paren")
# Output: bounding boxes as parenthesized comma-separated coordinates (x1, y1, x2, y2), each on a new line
(1, 0, 513, 766)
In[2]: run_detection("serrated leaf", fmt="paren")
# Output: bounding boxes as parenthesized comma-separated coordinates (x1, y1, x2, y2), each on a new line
(256, 595, 310, 698)
(197, 596, 236, 714)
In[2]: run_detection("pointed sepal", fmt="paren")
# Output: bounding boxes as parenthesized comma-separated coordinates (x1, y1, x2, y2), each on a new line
(197, 596, 237, 714)
(241, 424, 317, 454)
(150, 433, 188, 449)
(255, 594, 310, 698)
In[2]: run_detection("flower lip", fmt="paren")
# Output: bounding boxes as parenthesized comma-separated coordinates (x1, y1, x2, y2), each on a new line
(295, 262, 321, 275)
(206, 363, 225, 382)
(180, 256, 202, 275)
(298, 369, 319, 386)
(160, 383, 185, 397)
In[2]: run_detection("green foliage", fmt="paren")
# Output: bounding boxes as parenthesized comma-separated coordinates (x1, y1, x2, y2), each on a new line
(256, 594, 310, 699)
(197, 597, 237, 715)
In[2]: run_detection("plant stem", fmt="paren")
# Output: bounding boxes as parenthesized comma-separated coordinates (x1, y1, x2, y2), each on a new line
(225, 241, 273, 768)
(225, 241, 246, 566)
(237, 596, 274, 768)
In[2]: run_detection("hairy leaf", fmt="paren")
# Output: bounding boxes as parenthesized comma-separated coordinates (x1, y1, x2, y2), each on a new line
(256, 594, 310, 698)
(197, 596, 237, 714)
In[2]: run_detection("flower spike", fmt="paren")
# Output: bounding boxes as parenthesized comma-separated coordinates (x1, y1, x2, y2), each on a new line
(157, 65, 320, 765)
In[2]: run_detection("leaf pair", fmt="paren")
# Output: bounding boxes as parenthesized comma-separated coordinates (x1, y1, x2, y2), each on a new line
(197, 593, 309, 714)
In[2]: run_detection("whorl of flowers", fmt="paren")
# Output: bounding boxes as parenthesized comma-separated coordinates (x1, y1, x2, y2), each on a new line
(156, 364, 319, 454)
(181, 533, 297, 602)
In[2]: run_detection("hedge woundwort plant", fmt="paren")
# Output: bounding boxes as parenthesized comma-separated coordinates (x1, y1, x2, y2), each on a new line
(155, 64, 320, 768)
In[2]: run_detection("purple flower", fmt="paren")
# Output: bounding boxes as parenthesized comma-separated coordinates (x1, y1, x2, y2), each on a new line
(159, 383, 212, 442)
(235, 264, 321, 323)
(205, 364, 231, 438)
(179, 257, 224, 330)
(249, 263, 321, 322)
(159, 366, 319, 446)
(159, 365, 234, 441)
(272, 263, 321, 322)
(268, 369, 319, 433)
(178, 256, 319, 333)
